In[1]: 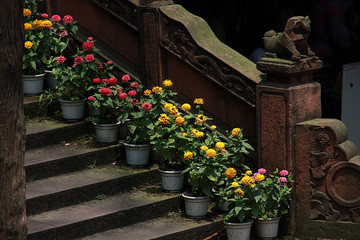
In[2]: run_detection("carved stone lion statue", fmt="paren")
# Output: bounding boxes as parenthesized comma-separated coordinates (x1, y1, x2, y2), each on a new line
(263, 16, 315, 61)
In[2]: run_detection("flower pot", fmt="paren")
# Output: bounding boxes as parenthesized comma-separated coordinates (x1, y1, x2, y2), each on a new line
(123, 142, 150, 167)
(182, 192, 210, 218)
(93, 121, 120, 144)
(226, 220, 253, 240)
(58, 98, 86, 120)
(23, 73, 45, 96)
(158, 168, 184, 193)
(45, 70, 57, 90)
(255, 217, 281, 239)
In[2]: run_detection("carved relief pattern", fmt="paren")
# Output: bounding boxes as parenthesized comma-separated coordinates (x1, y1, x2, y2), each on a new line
(90, 0, 138, 30)
(159, 15, 256, 107)
(309, 129, 360, 223)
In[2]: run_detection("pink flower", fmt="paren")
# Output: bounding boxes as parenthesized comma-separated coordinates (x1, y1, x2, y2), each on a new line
(93, 78, 100, 83)
(130, 98, 139, 107)
(122, 74, 130, 83)
(58, 30, 68, 37)
(128, 90, 137, 97)
(142, 102, 152, 112)
(82, 42, 93, 52)
(56, 55, 66, 64)
(63, 15, 74, 24)
(88, 96, 95, 101)
(74, 56, 84, 66)
(87, 37, 95, 44)
(118, 92, 128, 100)
(277, 177, 288, 185)
(117, 88, 123, 94)
(52, 15, 61, 22)
(41, 13, 48, 18)
(130, 82, 139, 90)
(100, 88, 112, 96)
(107, 61, 113, 65)
(258, 168, 266, 174)
(85, 54, 95, 62)
(101, 79, 108, 84)
(279, 170, 289, 176)
(107, 77, 118, 85)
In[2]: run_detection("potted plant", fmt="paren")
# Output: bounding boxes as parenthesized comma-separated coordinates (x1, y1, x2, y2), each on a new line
(217, 168, 263, 240)
(87, 74, 141, 144)
(254, 168, 294, 239)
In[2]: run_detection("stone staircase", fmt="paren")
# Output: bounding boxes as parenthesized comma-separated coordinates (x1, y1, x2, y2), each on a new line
(24, 96, 224, 240)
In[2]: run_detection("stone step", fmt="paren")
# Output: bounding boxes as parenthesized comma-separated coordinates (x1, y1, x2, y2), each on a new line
(24, 95, 59, 119)
(25, 141, 121, 181)
(26, 119, 93, 150)
(27, 184, 182, 240)
(77, 212, 224, 240)
(26, 164, 160, 215)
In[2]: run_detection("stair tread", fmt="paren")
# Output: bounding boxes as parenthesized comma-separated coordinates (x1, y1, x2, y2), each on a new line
(27, 185, 179, 235)
(26, 164, 157, 200)
(26, 119, 87, 135)
(77, 213, 223, 240)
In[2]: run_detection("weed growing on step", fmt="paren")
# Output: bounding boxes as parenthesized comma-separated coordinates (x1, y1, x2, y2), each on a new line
(95, 194, 107, 200)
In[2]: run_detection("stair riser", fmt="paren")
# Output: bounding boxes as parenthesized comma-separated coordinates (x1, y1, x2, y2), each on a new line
(26, 146, 120, 181)
(26, 122, 92, 150)
(26, 169, 160, 215)
(27, 196, 181, 240)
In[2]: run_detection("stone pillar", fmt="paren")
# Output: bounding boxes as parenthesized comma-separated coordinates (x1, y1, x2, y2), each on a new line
(256, 56, 323, 233)
(138, 0, 173, 87)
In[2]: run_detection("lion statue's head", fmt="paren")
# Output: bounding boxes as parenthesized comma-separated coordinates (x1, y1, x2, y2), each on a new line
(285, 16, 311, 42)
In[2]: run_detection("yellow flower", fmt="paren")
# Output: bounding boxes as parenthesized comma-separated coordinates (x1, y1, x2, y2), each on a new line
(241, 176, 255, 186)
(168, 106, 178, 116)
(195, 131, 204, 138)
(184, 151, 193, 161)
(181, 132, 187, 136)
(24, 41, 33, 49)
(144, 89, 151, 96)
(205, 149, 216, 158)
(164, 103, 173, 110)
(195, 114, 207, 124)
(231, 182, 239, 188)
(23, 8, 31, 16)
(211, 125, 217, 130)
(191, 129, 199, 136)
(255, 174, 265, 182)
(225, 168, 237, 179)
(24, 23, 32, 31)
(232, 128, 241, 138)
(158, 114, 169, 125)
(175, 116, 185, 125)
(41, 20, 52, 28)
(194, 98, 204, 105)
(246, 170, 252, 176)
(234, 189, 244, 197)
(152, 86, 163, 95)
(33, 19, 43, 30)
(200, 145, 208, 151)
(162, 79, 173, 87)
(182, 103, 191, 111)
(215, 142, 225, 150)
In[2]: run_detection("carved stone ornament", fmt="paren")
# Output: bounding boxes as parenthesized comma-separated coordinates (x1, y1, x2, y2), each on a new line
(159, 15, 256, 107)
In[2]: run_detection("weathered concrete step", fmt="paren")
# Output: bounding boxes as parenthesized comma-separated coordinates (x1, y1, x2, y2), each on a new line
(26, 119, 92, 150)
(24, 95, 59, 119)
(77, 212, 224, 240)
(27, 185, 181, 240)
(26, 164, 160, 215)
(25, 142, 121, 181)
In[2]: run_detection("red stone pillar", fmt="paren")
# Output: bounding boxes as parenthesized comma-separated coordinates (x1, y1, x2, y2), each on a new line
(138, 0, 173, 87)
(256, 56, 322, 233)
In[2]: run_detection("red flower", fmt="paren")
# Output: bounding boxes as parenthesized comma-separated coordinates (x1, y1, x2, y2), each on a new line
(41, 13, 48, 18)
(122, 74, 130, 83)
(100, 88, 112, 96)
(142, 102, 152, 112)
(63, 15, 74, 24)
(117, 88, 123, 95)
(82, 42, 93, 52)
(130, 82, 139, 90)
(101, 79, 108, 84)
(130, 98, 139, 107)
(85, 54, 95, 62)
(74, 56, 84, 66)
(93, 78, 100, 83)
(88, 37, 94, 41)
(52, 15, 61, 22)
(118, 92, 128, 100)
(128, 90, 137, 97)
(107, 77, 118, 85)
(88, 96, 95, 101)
(107, 61, 113, 65)
(56, 55, 66, 64)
